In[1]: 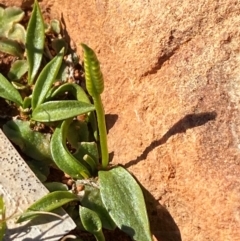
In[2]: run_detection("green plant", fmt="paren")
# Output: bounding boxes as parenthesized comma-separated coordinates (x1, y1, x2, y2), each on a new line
(16, 44, 152, 240)
(1, 0, 97, 167)
(0, 196, 6, 240)
(0, 1, 153, 241)
(0, 5, 25, 58)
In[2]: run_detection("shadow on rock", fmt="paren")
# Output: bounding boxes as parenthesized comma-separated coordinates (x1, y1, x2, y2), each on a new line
(142, 186, 182, 241)
(125, 111, 217, 168)
(105, 114, 119, 133)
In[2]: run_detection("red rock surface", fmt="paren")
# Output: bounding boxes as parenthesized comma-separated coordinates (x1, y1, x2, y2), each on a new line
(3, 1, 240, 240)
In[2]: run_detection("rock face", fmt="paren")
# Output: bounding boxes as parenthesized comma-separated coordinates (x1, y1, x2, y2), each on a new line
(3, 0, 240, 240)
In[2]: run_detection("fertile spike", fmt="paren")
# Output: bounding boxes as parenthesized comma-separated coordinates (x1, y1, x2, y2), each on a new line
(81, 43, 104, 97)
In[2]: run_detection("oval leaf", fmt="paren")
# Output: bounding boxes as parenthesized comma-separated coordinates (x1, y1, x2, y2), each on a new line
(22, 96, 32, 109)
(44, 182, 68, 192)
(79, 206, 105, 241)
(0, 73, 23, 106)
(4, 6, 24, 24)
(68, 120, 89, 148)
(99, 166, 152, 241)
(0, 6, 24, 37)
(26, 0, 45, 84)
(31, 100, 95, 122)
(74, 142, 99, 165)
(50, 119, 91, 179)
(26, 158, 50, 182)
(32, 47, 64, 109)
(7, 23, 26, 43)
(51, 83, 99, 141)
(50, 19, 61, 34)
(81, 185, 116, 230)
(51, 83, 98, 140)
(8, 60, 28, 81)
(17, 191, 79, 223)
(0, 37, 24, 58)
(3, 120, 52, 164)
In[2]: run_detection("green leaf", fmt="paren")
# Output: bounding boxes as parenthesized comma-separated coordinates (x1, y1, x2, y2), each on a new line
(8, 60, 28, 81)
(67, 120, 89, 148)
(52, 39, 67, 54)
(2, 7, 24, 24)
(7, 23, 26, 43)
(89, 111, 98, 142)
(81, 185, 116, 230)
(79, 206, 105, 241)
(50, 83, 99, 141)
(55, 61, 68, 81)
(74, 142, 99, 165)
(0, 73, 23, 106)
(26, 159, 50, 182)
(32, 100, 95, 122)
(73, 142, 99, 174)
(82, 143, 99, 164)
(22, 96, 32, 109)
(83, 155, 97, 173)
(44, 85, 58, 100)
(0, 37, 24, 58)
(50, 83, 90, 103)
(99, 166, 152, 241)
(0, 6, 24, 37)
(50, 119, 91, 179)
(0, 196, 6, 241)
(32, 47, 64, 109)
(26, 0, 45, 84)
(17, 191, 79, 223)
(11, 81, 27, 90)
(44, 182, 68, 192)
(50, 19, 61, 34)
(3, 120, 53, 164)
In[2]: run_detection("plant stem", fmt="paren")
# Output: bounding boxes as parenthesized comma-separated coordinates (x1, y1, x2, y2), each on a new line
(93, 95, 109, 169)
(94, 230, 106, 241)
